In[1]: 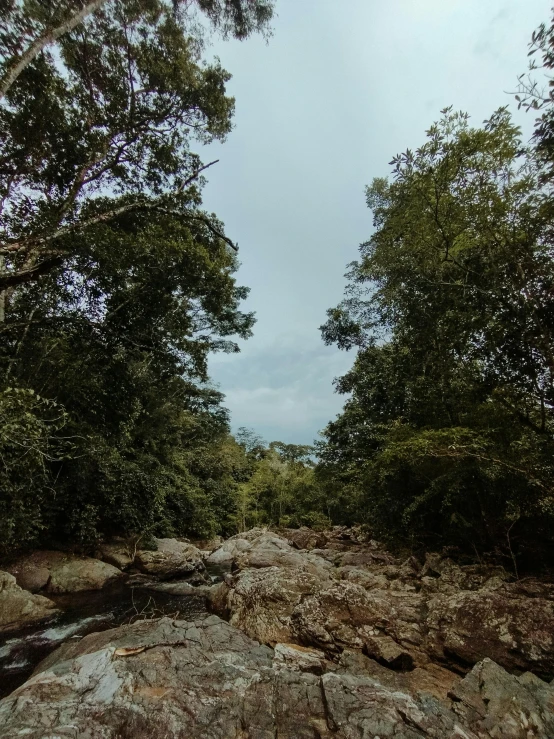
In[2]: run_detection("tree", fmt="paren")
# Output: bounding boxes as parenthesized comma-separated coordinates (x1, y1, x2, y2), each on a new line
(0, 0, 273, 294)
(0, 0, 274, 553)
(515, 10, 554, 184)
(319, 108, 554, 568)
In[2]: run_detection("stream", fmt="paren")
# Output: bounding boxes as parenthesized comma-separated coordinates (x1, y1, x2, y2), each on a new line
(0, 579, 213, 700)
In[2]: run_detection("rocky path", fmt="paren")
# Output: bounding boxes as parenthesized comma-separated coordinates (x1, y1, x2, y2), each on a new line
(1, 527, 554, 737)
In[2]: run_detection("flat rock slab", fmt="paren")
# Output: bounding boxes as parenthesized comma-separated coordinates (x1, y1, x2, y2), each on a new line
(2, 615, 553, 738)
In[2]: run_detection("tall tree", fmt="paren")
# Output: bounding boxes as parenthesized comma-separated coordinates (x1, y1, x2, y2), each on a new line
(0, 0, 274, 553)
(0, 0, 273, 293)
(319, 109, 554, 567)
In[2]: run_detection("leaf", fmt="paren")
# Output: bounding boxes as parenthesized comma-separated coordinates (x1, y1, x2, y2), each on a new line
(114, 646, 146, 657)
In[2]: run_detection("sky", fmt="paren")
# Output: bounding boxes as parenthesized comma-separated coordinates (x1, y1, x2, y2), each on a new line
(200, 0, 552, 446)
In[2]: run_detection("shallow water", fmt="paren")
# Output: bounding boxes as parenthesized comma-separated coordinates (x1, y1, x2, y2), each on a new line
(0, 581, 210, 700)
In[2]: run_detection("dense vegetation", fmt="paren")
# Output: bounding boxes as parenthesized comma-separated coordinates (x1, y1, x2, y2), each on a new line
(0, 0, 275, 555)
(2, 3, 554, 576)
(317, 17, 554, 571)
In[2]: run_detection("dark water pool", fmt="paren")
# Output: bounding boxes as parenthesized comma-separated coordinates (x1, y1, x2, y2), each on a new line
(0, 582, 210, 700)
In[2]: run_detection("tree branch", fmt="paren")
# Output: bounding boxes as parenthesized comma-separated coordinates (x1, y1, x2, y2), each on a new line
(0, 0, 108, 100)
(0, 203, 237, 290)
(178, 159, 219, 191)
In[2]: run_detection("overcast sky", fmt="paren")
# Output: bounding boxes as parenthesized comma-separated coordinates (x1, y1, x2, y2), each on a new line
(202, 0, 552, 446)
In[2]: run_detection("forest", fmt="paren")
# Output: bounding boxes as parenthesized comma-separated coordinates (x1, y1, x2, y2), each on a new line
(1, 0, 554, 577)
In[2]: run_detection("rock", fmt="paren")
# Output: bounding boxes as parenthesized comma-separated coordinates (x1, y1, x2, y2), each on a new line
(273, 642, 327, 673)
(206, 580, 231, 618)
(4, 614, 546, 738)
(191, 535, 224, 552)
(228, 565, 331, 644)
(309, 547, 343, 565)
(450, 658, 554, 738)
(5, 551, 124, 594)
(420, 554, 510, 595)
(135, 538, 205, 579)
(3, 550, 55, 592)
(339, 565, 391, 591)
(236, 541, 331, 577)
(338, 650, 459, 703)
(362, 633, 416, 670)
(283, 526, 328, 550)
(97, 541, 134, 570)
(205, 536, 252, 565)
(339, 549, 396, 567)
(47, 558, 124, 594)
(141, 580, 220, 599)
(5, 564, 50, 593)
(0, 571, 58, 633)
(291, 582, 425, 665)
(426, 589, 554, 678)
(207, 530, 332, 579)
(206, 528, 554, 685)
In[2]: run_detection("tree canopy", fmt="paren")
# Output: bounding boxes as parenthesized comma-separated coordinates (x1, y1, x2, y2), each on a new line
(318, 105, 554, 571)
(0, 0, 274, 554)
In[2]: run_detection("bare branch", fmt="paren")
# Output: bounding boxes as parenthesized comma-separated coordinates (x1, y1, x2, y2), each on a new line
(0, 255, 64, 290)
(178, 159, 219, 191)
(0, 0, 108, 100)
(154, 208, 238, 251)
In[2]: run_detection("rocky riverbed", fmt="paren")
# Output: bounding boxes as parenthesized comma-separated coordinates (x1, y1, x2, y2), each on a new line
(2, 527, 554, 737)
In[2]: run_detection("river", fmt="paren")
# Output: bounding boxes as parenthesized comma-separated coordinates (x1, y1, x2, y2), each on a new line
(0, 581, 211, 699)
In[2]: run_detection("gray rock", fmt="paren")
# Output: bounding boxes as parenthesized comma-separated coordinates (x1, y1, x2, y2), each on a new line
(450, 658, 554, 738)
(4, 551, 124, 594)
(206, 536, 252, 565)
(97, 541, 134, 570)
(3, 615, 547, 738)
(228, 565, 332, 644)
(282, 526, 328, 550)
(135, 538, 205, 579)
(291, 582, 426, 665)
(426, 589, 554, 677)
(273, 642, 327, 673)
(47, 557, 124, 593)
(0, 571, 58, 633)
(216, 529, 554, 683)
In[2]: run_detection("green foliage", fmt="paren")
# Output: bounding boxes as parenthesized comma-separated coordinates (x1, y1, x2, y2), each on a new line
(226, 433, 332, 532)
(319, 107, 554, 569)
(0, 388, 70, 554)
(0, 0, 273, 555)
(0, 0, 274, 290)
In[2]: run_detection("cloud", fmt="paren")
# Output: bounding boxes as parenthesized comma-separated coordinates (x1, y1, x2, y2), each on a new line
(209, 334, 353, 444)
(201, 0, 549, 446)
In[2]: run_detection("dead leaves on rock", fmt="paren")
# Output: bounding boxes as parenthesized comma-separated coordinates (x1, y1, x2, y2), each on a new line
(113, 646, 146, 657)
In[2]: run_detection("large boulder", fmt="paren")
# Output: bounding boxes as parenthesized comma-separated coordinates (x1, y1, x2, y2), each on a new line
(0, 571, 58, 633)
(291, 581, 426, 668)
(205, 536, 252, 565)
(4, 551, 124, 594)
(450, 657, 554, 738)
(47, 558, 124, 594)
(135, 538, 205, 579)
(426, 588, 554, 678)
(207, 529, 332, 580)
(282, 527, 328, 550)
(228, 566, 331, 644)
(97, 540, 134, 571)
(2, 614, 552, 738)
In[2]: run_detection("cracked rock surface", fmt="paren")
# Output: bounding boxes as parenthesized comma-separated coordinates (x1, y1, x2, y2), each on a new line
(209, 528, 554, 681)
(2, 614, 554, 738)
(4, 527, 554, 737)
